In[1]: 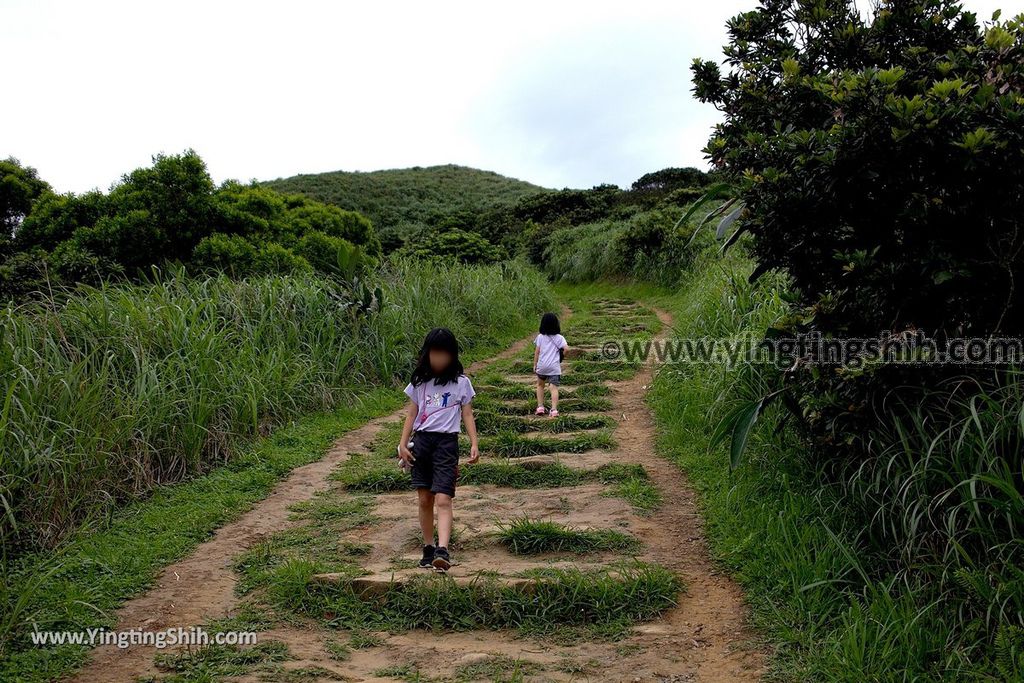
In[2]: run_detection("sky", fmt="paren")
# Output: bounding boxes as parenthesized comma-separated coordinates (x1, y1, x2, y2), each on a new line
(0, 0, 1013, 193)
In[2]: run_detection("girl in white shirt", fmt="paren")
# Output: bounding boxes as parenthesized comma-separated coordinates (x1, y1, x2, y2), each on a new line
(398, 328, 479, 571)
(533, 312, 568, 417)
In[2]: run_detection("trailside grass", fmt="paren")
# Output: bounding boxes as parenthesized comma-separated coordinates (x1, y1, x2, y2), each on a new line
(0, 390, 401, 682)
(643, 249, 1019, 680)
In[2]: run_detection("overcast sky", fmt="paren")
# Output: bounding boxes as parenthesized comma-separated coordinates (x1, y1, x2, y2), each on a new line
(1, 0, 1013, 193)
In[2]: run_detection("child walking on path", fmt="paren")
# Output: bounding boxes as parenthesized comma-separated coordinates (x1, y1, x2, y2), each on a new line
(398, 328, 479, 572)
(534, 312, 568, 417)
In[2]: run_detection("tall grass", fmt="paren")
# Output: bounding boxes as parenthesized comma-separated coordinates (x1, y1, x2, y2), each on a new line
(649, 243, 1024, 680)
(0, 257, 553, 554)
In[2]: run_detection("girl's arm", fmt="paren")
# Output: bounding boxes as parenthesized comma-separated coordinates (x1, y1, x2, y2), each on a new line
(533, 344, 540, 371)
(398, 401, 417, 463)
(462, 403, 480, 464)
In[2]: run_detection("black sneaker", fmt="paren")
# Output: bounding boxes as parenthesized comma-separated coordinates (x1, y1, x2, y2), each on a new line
(431, 546, 451, 572)
(419, 544, 435, 569)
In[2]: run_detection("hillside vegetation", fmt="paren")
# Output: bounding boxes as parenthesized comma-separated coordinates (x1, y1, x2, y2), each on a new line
(264, 164, 548, 251)
(0, 152, 382, 300)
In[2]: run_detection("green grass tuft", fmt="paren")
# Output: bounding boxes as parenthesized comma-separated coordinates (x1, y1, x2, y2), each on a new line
(302, 563, 681, 636)
(496, 517, 639, 555)
(481, 431, 614, 457)
(150, 640, 292, 682)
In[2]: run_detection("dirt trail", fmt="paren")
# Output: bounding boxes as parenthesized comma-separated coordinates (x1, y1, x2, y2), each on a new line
(69, 337, 537, 683)
(70, 303, 764, 682)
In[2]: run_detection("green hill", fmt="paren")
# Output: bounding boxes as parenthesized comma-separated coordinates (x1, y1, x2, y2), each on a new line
(263, 164, 549, 247)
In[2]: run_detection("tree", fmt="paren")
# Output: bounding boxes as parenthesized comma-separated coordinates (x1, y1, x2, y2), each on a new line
(402, 228, 505, 264)
(693, 1, 1023, 337)
(108, 150, 216, 262)
(692, 0, 1024, 450)
(15, 190, 107, 252)
(630, 167, 709, 193)
(1, 159, 50, 255)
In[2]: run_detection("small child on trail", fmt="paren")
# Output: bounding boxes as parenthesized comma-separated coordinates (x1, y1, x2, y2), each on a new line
(534, 312, 568, 417)
(398, 328, 480, 572)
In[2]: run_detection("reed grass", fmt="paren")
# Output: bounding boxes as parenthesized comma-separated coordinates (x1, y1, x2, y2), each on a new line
(0, 258, 552, 554)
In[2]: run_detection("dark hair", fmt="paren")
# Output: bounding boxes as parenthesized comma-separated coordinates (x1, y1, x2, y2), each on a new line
(410, 327, 463, 386)
(539, 312, 561, 335)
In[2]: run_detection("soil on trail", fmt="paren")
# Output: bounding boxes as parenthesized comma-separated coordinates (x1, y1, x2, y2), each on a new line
(71, 301, 763, 683)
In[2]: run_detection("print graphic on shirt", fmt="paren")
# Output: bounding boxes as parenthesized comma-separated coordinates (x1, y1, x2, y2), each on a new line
(424, 391, 455, 408)
(404, 377, 475, 433)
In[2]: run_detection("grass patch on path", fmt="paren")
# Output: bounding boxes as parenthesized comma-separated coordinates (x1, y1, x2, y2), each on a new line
(298, 563, 681, 638)
(496, 517, 639, 555)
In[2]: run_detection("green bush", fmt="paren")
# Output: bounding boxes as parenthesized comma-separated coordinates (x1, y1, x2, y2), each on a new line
(2, 152, 382, 293)
(0, 159, 50, 242)
(192, 233, 260, 275)
(651, 241, 1023, 679)
(541, 208, 710, 284)
(295, 232, 363, 277)
(15, 190, 107, 253)
(400, 228, 505, 264)
(286, 201, 379, 255)
(692, 1, 1024, 450)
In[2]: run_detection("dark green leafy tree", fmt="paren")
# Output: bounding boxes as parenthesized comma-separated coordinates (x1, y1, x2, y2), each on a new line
(1, 152, 382, 297)
(630, 167, 710, 193)
(107, 150, 216, 262)
(1, 159, 50, 256)
(692, 0, 1024, 449)
(401, 228, 505, 264)
(16, 191, 108, 252)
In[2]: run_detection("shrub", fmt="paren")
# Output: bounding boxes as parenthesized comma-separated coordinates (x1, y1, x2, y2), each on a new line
(3, 152, 381, 294)
(692, 1, 1024, 449)
(0, 159, 50, 239)
(251, 243, 311, 275)
(15, 190, 107, 253)
(295, 232, 364, 278)
(401, 228, 505, 264)
(285, 200, 380, 255)
(192, 233, 260, 276)
(687, 3, 1024, 674)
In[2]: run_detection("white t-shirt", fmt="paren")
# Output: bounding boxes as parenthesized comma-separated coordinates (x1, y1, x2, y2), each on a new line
(534, 334, 567, 376)
(404, 375, 475, 433)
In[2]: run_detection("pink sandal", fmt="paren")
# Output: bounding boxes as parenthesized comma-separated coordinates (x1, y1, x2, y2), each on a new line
(535, 406, 547, 415)
(550, 409, 560, 417)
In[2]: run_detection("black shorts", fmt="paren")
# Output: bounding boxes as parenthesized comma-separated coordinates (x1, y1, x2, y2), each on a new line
(410, 431, 459, 497)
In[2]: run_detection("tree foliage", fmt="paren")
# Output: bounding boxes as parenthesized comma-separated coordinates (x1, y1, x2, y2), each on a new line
(0, 159, 50, 242)
(692, 0, 1024, 449)
(1, 152, 380, 298)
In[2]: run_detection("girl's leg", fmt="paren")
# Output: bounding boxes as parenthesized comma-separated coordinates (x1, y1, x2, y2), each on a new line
(535, 378, 546, 411)
(435, 493, 454, 548)
(550, 383, 560, 412)
(417, 489, 435, 545)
